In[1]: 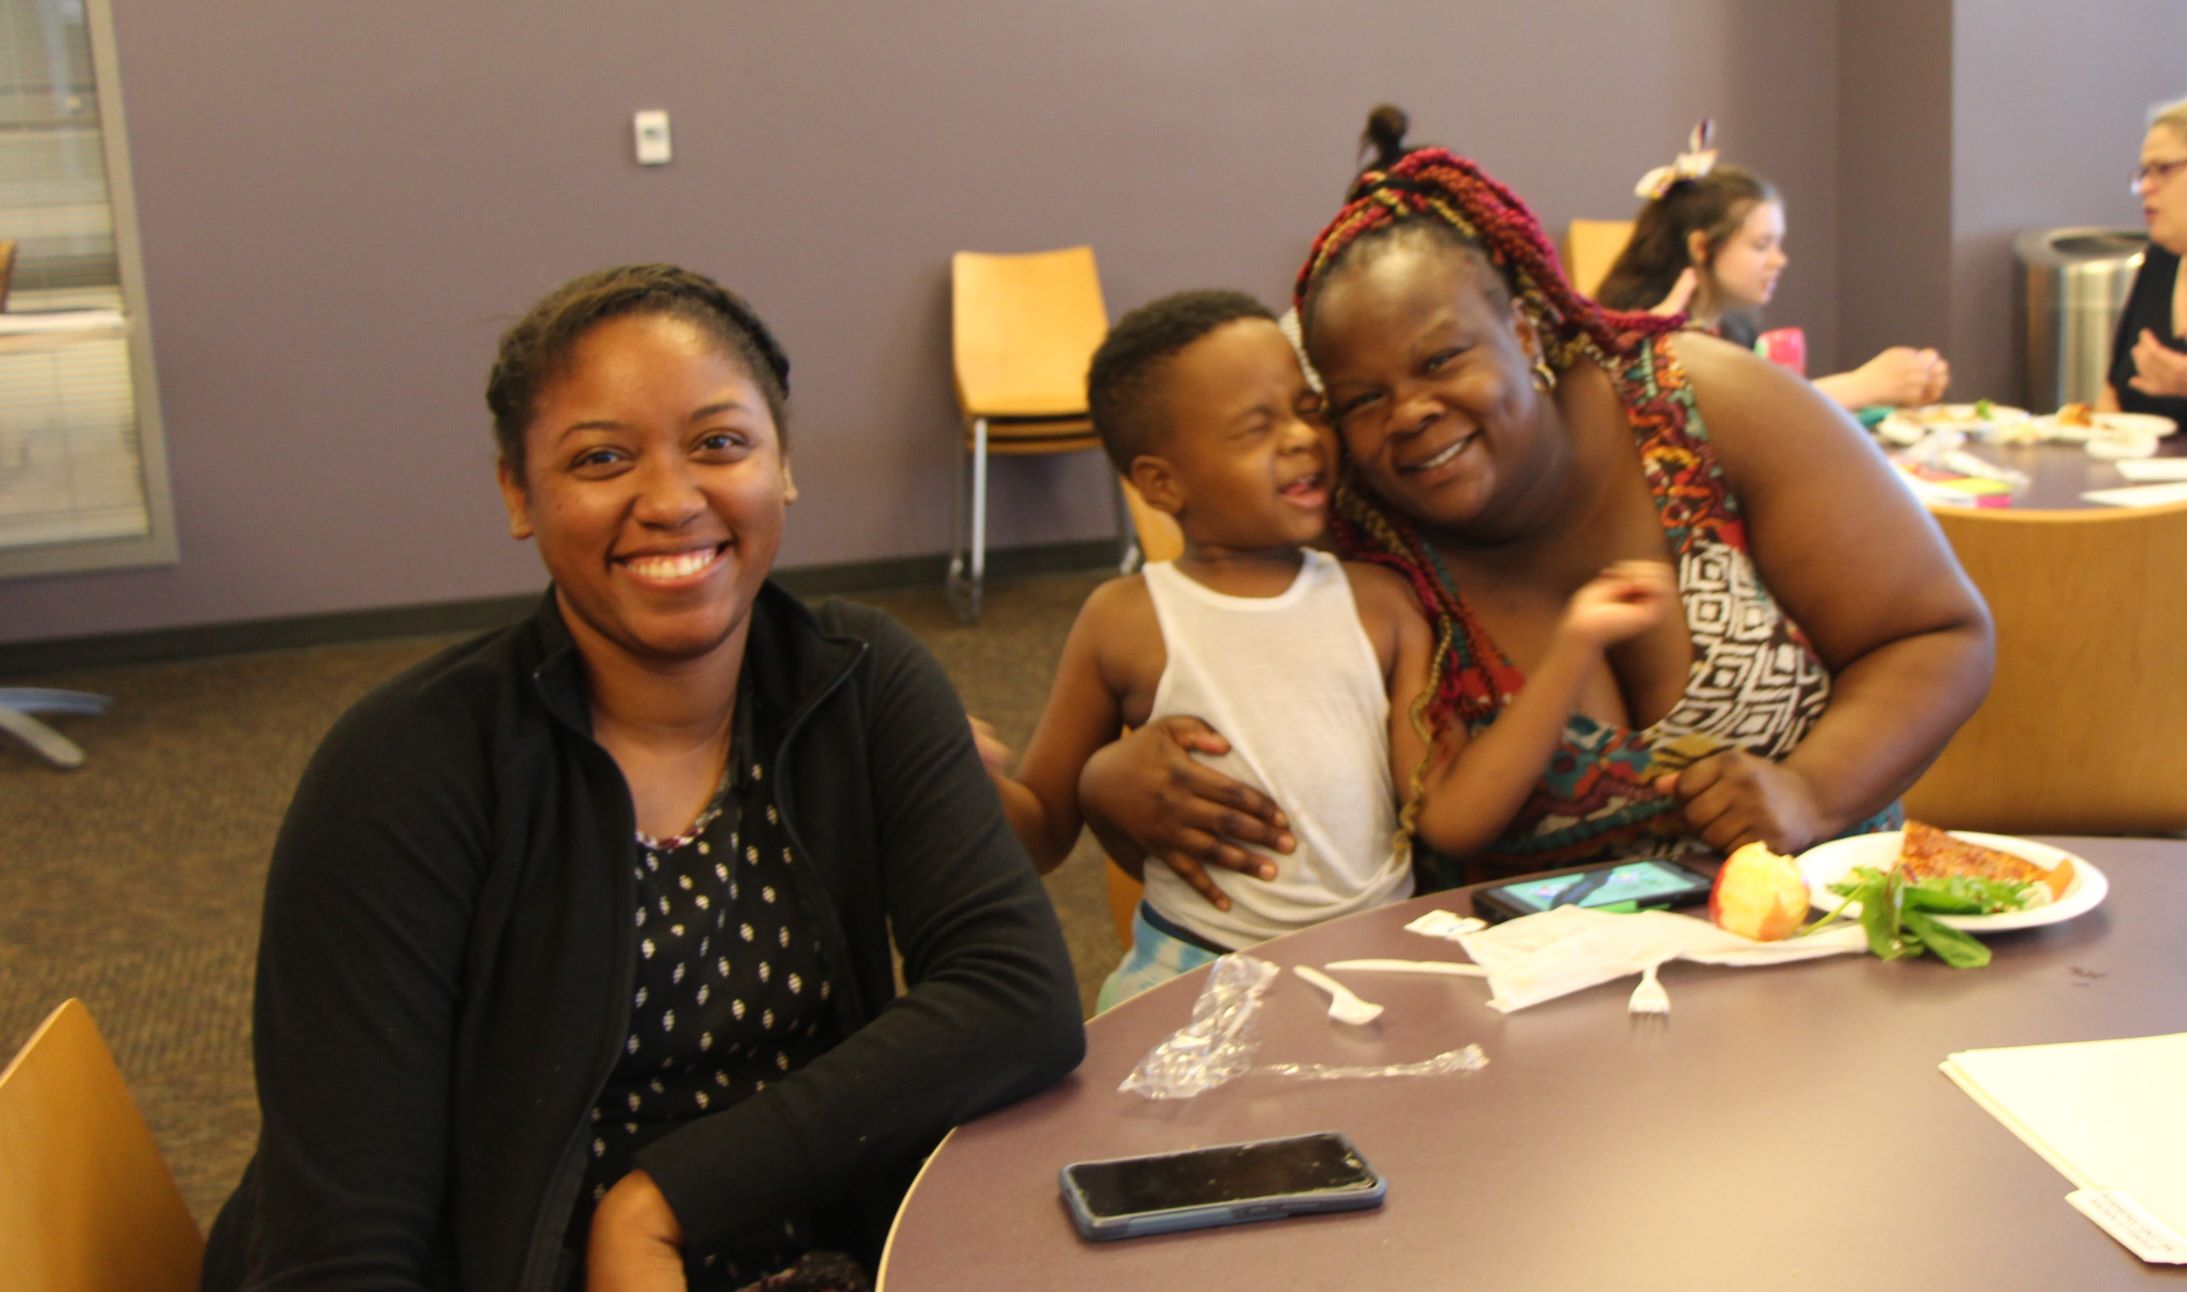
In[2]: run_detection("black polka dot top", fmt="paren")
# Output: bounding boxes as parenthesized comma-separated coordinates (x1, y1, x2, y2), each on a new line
(567, 716, 843, 1288)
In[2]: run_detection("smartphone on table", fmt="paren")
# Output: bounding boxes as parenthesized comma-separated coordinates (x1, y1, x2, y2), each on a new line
(1059, 1131, 1386, 1241)
(1472, 858, 1713, 924)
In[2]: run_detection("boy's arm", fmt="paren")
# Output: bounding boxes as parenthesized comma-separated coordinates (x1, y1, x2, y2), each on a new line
(1413, 562, 1675, 857)
(992, 579, 1137, 872)
(1342, 563, 1432, 797)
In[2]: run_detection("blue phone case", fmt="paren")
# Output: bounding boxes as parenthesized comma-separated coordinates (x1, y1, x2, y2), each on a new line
(1059, 1134, 1386, 1241)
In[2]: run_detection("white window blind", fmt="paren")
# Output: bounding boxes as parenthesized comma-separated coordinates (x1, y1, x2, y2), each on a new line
(0, 0, 174, 575)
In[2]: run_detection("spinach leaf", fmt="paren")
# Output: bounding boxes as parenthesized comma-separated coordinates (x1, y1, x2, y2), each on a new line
(1860, 866, 1912, 960)
(1904, 910, 1993, 968)
(1805, 864, 1999, 967)
(1918, 874, 2031, 913)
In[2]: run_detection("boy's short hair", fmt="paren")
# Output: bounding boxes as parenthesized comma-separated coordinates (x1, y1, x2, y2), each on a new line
(1086, 289, 1274, 474)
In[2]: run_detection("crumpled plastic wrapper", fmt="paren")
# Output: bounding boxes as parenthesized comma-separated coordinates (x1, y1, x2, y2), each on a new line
(1120, 953, 1489, 1099)
(1118, 954, 1278, 1100)
(1259, 1045, 1488, 1082)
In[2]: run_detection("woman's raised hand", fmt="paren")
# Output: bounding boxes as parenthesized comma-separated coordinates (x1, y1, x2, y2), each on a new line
(2128, 329, 2187, 398)
(1562, 560, 1677, 647)
(1849, 346, 1949, 408)
(1655, 749, 1824, 855)
(1077, 717, 1293, 912)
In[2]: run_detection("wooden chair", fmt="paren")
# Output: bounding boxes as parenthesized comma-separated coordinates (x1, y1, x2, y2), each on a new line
(0, 239, 16, 312)
(0, 999, 203, 1292)
(1903, 501, 2187, 834)
(1562, 219, 1634, 299)
(948, 246, 1131, 622)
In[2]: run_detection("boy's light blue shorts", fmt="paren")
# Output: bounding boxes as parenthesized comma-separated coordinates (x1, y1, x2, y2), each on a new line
(1096, 903, 1224, 1013)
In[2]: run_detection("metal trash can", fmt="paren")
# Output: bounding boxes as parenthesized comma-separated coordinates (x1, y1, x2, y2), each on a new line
(2016, 227, 2146, 409)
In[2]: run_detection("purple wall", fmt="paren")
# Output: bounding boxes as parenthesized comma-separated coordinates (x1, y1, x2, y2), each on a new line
(1948, 2, 2187, 403)
(3, 1, 1844, 646)
(1836, 0, 2187, 410)
(1836, 0, 1954, 373)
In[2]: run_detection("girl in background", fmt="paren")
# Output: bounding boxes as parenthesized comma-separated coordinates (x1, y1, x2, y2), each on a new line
(1597, 121, 1950, 411)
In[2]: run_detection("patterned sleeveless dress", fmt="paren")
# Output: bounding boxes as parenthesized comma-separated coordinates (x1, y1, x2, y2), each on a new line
(1413, 334, 1899, 888)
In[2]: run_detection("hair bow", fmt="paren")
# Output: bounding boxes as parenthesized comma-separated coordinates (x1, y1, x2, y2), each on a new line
(1633, 119, 1717, 201)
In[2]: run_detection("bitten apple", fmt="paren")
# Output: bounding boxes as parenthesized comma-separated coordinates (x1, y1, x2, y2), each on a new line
(1709, 842, 1811, 941)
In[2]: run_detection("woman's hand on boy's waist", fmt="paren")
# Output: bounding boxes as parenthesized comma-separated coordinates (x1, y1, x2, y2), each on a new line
(1079, 717, 1293, 912)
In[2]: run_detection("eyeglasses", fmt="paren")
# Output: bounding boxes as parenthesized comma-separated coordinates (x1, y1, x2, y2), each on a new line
(2130, 157, 2187, 192)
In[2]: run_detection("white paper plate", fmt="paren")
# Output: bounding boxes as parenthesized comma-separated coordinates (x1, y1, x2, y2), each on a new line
(2029, 410, 2180, 443)
(1877, 403, 2029, 446)
(1796, 830, 2108, 931)
(2087, 433, 2159, 460)
(2094, 411, 2178, 438)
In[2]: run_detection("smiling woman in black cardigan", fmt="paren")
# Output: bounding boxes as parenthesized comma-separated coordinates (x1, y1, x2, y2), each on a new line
(201, 265, 1084, 1292)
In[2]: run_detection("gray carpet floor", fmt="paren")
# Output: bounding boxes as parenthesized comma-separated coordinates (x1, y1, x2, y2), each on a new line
(0, 570, 1119, 1227)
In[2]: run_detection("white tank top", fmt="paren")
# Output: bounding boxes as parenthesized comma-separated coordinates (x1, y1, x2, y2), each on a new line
(1139, 550, 1412, 948)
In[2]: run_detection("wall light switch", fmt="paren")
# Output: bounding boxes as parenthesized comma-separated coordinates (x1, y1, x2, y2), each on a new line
(633, 110, 672, 165)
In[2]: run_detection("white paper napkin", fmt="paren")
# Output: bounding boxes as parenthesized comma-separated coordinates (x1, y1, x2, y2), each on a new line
(2081, 481, 2187, 508)
(1444, 906, 1868, 1012)
(2115, 459, 2187, 483)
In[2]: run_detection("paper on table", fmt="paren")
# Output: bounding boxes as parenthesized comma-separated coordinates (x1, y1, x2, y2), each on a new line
(2114, 458, 2187, 482)
(1941, 1032, 2187, 1263)
(2080, 481, 2187, 508)
(1442, 906, 1866, 1013)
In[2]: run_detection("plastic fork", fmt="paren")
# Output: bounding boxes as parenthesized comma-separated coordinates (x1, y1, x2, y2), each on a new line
(1292, 965, 1385, 1026)
(1628, 962, 1670, 1017)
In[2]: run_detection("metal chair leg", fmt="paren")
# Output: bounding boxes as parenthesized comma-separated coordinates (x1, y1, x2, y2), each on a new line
(945, 418, 988, 623)
(967, 418, 988, 620)
(946, 424, 969, 612)
(0, 689, 110, 769)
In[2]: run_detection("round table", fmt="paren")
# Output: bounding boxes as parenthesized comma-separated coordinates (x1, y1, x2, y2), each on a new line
(1930, 433, 2187, 510)
(880, 837, 2187, 1289)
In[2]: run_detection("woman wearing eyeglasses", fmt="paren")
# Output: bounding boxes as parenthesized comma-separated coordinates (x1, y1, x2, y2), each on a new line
(2108, 96, 2187, 422)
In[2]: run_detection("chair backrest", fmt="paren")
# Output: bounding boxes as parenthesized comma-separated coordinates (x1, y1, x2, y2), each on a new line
(951, 246, 1109, 419)
(1119, 476, 1183, 565)
(0, 239, 16, 312)
(0, 999, 203, 1292)
(1903, 501, 2187, 833)
(1562, 219, 1634, 299)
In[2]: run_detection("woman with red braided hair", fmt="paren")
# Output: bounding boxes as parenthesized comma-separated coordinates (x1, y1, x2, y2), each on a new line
(1080, 110, 1993, 891)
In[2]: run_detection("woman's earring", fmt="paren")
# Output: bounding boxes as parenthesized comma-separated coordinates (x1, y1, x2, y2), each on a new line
(1532, 359, 1558, 393)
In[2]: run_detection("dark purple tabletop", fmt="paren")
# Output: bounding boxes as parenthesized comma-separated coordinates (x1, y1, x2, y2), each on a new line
(1948, 435, 2187, 510)
(880, 837, 2187, 1290)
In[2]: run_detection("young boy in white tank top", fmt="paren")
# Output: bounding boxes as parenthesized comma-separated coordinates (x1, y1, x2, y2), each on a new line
(987, 291, 1673, 1009)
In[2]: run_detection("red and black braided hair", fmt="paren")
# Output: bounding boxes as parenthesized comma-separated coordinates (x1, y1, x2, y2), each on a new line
(1293, 146, 1674, 373)
(1291, 131, 1680, 752)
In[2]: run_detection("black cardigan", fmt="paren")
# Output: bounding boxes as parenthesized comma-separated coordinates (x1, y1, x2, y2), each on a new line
(2108, 245, 2187, 424)
(203, 584, 1084, 1290)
